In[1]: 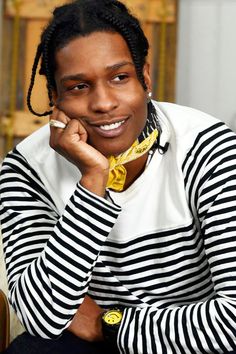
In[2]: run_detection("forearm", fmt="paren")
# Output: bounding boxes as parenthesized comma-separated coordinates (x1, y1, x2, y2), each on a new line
(1, 169, 121, 338)
(118, 296, 236, 354)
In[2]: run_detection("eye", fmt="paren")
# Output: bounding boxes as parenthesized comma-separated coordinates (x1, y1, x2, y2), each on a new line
(112, 74, 129, 82)
(68, 83, 88, 91)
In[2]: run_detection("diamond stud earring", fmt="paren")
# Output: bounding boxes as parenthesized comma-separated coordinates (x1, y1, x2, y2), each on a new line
(147, 91, 152, 103)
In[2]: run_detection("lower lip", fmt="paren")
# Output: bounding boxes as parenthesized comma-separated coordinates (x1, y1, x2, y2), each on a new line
(91, 119, 129, 138)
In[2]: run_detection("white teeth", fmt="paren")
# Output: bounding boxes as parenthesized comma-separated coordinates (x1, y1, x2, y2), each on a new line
(100, 120, 125, 131)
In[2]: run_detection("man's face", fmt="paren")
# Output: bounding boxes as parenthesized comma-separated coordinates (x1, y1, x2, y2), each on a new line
(54, 31, 151, 157)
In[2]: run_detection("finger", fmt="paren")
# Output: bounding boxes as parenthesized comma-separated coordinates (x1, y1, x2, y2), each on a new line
(65, 119, 88, 142)
(49, 107, 69, 129)
(49, 110, 67, 149)
(49, 109, 70, 147)
(49, 120, 67, 129)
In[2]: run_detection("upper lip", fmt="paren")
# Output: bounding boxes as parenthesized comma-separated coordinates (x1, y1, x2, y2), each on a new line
(88, 116, 129, 126)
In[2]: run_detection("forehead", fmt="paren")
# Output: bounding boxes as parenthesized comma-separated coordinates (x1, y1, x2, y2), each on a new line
(54, 31, 133, 76)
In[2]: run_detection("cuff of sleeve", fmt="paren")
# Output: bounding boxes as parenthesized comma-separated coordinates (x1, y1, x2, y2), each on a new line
(77, 183, 122, 212)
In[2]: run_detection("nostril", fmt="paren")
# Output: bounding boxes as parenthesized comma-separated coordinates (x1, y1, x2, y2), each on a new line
(90, 97, 119, 113)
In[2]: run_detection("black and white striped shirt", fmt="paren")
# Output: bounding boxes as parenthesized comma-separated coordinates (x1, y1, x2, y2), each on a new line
(1, 102, 236, 353)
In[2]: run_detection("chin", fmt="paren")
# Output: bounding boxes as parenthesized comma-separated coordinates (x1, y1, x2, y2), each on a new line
(93, 141, 134, 158)
(101, 149, 126, 158)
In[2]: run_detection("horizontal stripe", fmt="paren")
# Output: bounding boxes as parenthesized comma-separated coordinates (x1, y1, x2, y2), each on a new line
(1, 113, 236, 353)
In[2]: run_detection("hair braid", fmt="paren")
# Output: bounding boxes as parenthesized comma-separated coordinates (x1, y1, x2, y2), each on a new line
(27, 44, 52, 117)
(42, 21, 59, 108)
(27, 21, 58, 116)
(27, 0, 150, 117)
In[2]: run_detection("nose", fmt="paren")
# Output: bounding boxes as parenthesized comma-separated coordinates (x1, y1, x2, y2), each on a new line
(89, 83, 118, 113)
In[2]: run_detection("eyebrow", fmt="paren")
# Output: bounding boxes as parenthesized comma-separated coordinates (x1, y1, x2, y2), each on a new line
(60, 61, 134, 83)
(106, 61, 134, 71)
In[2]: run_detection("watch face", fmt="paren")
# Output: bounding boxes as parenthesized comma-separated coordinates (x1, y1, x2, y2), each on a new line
(103, 309, 123, 325)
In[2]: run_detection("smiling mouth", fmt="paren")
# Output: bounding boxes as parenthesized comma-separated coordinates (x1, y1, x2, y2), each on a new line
(99, 120, 125, 131)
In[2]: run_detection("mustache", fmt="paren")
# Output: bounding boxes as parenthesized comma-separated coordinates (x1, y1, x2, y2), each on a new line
(55, 103, 128, 126)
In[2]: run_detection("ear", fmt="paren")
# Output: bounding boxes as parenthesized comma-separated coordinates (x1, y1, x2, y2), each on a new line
(143, 62, 152, 92)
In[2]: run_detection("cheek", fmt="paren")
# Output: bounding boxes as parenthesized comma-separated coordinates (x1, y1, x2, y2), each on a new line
(56, 97, 86, 120)
(131, 96, 148, 126)
(55, 87, 148, 127)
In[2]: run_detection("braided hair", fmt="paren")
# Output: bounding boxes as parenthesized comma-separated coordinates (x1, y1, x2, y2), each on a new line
(27, 0, 149, 117)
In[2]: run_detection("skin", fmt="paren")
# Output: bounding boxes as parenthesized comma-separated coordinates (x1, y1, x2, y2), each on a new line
(49, 31, 152, 341)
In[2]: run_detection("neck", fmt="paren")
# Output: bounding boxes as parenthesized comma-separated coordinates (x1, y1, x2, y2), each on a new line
(122, 152, 149, 190)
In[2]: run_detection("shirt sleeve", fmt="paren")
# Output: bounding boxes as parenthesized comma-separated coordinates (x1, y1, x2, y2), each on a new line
(0, 149, 121, 338)
(117, 122, 236, 354)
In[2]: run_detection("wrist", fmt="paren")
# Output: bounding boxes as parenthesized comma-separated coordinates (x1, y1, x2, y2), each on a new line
(102, 308, 124, 347)
(80, 171, 108, 197)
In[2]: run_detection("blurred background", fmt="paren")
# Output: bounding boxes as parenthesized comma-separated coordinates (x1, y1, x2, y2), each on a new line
(0, 0, 236, 159)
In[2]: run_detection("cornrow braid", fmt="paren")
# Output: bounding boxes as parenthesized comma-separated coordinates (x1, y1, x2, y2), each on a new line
(103, 0, 127, 12)
(98, 9, 148, 89)
(27, 0, 150, 117)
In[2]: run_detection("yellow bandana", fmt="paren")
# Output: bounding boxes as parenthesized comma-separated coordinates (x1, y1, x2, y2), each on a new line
(107, 129, 158, 191)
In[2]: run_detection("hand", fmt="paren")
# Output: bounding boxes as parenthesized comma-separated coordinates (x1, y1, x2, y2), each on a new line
(49, 108, 109, 196)
(68, 295, 104, 342)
